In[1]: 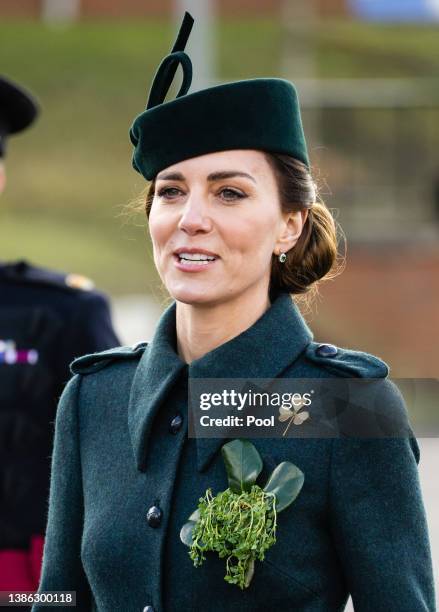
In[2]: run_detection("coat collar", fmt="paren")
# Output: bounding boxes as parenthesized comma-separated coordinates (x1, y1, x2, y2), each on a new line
(128, 292, 313, 473)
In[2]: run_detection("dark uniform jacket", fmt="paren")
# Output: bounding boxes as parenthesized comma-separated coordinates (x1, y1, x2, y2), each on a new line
(0, 260, 120, 551)
(34, 291, 436, 611)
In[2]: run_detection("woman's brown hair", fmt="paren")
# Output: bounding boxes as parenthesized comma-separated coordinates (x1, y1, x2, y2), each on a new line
(142, 152, 344, 309)
(262, 153, 344, 306)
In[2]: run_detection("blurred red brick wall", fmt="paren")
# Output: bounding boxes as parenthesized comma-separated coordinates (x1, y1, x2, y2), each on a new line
(311, 246, 439, 378)
(217, 0, 282, 16)
(0, 0, 40, 18)
(82, 0, 281, 18)
(0, 0, 348, 19)
(316, 0, 347, 17)
(81, 0, 172, 18)
(82, 0, 348, 18)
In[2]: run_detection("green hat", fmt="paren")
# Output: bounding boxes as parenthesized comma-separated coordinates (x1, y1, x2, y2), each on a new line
(130, 12, 309, 181)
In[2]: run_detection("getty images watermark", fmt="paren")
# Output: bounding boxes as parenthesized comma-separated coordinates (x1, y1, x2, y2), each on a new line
(188, 378, 439, 439)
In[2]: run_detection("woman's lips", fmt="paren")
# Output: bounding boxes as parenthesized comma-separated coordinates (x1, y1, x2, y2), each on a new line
(173, 253, 219, 272)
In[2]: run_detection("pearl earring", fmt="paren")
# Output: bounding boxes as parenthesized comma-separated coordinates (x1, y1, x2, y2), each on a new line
(279, 252, 287, 263)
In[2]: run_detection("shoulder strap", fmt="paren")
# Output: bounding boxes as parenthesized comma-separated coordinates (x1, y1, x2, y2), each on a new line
(70, 342, 148, 375)
(305, 341, 389, 378)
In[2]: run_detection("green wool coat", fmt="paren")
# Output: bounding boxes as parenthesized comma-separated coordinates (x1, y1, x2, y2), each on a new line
(33, 292, 435, 612)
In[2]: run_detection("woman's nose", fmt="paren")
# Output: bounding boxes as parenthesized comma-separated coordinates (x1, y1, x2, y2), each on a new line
(178, 195, 212, 234)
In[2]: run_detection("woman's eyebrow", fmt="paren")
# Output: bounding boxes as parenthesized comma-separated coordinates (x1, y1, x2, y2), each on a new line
(156, 170, 256, 183)
(207, 171, 256, 184)
(156, 171, 185, 181)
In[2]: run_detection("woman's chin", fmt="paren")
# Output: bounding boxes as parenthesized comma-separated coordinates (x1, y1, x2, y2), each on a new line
(172, 293, 217, 306)
(167, 284, 221, 306)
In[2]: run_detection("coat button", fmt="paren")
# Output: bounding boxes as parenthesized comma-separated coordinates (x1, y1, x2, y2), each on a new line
(146, 505, 162, 528)
(143, 607, 154, 612)
(169, 412, 183, 434)
(316, 343, 338, 357)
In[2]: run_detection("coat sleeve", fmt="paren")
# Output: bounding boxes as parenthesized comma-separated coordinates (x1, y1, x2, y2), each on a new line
(32, 375, 92, 611)
(328, 381, 436, 611)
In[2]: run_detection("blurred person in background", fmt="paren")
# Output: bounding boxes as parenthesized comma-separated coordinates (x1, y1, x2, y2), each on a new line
(0, 75, 120, 593)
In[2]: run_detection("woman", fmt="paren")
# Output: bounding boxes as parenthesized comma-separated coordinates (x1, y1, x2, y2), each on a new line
(34, 13, 435, 612)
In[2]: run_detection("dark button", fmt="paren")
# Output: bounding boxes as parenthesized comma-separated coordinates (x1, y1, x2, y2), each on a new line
(316, 343, 338, 357)
(169, 412, 183, 434)
(143, 607, 154, 612)
(146, 505, 162, 528)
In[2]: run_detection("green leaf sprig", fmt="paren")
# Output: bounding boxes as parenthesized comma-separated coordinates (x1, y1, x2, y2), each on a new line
(180, 439, 304, 589)
(189, 484, 277, 589)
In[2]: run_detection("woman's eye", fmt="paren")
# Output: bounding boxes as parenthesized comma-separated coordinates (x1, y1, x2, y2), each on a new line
(156, 186, 246, 202)
(219, 188, 246, 202)
(157, 187, 183, 199)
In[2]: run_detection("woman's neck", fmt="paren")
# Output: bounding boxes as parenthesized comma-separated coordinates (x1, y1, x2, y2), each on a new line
(175, 287, 271, 364)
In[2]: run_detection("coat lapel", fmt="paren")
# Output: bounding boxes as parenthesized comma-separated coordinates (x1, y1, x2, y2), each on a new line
(128, 292, 314, 473)
(128, 300, 187, 472)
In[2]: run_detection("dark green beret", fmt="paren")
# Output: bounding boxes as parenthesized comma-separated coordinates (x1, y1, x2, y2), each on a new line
(0, 76, 39, 158)
(130, 12, 309, 181)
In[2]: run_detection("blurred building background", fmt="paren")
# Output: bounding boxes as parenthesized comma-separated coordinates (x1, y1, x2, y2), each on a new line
(0, 0, 333, 18)
(1, 0, 437, 378)
(1, 1, 438, 606)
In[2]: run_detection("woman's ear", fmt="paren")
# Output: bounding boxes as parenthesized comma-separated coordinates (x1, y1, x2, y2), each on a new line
(275, 209, 308, 254)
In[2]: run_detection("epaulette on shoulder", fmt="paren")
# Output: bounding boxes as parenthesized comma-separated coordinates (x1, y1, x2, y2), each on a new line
(71, 342, 148, 375)
(2, 261, 96, 292)
(304, 341, 389, 378)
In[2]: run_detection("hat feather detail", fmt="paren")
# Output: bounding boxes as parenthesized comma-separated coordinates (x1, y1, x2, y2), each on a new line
(146, 11, 194, 110)
(129, 11, 310, 180)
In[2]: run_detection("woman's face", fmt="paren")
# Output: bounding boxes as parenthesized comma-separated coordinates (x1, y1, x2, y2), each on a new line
(148, 149, 307, 306)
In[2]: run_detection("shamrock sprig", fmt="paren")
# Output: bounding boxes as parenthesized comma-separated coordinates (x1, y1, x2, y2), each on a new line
(188, 485, 277, 589)
(180, 439, 304, 589)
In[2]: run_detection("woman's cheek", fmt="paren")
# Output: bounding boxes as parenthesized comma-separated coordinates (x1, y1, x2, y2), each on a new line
(148, 234, 166, 278)
(149, 222, 168, 262)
